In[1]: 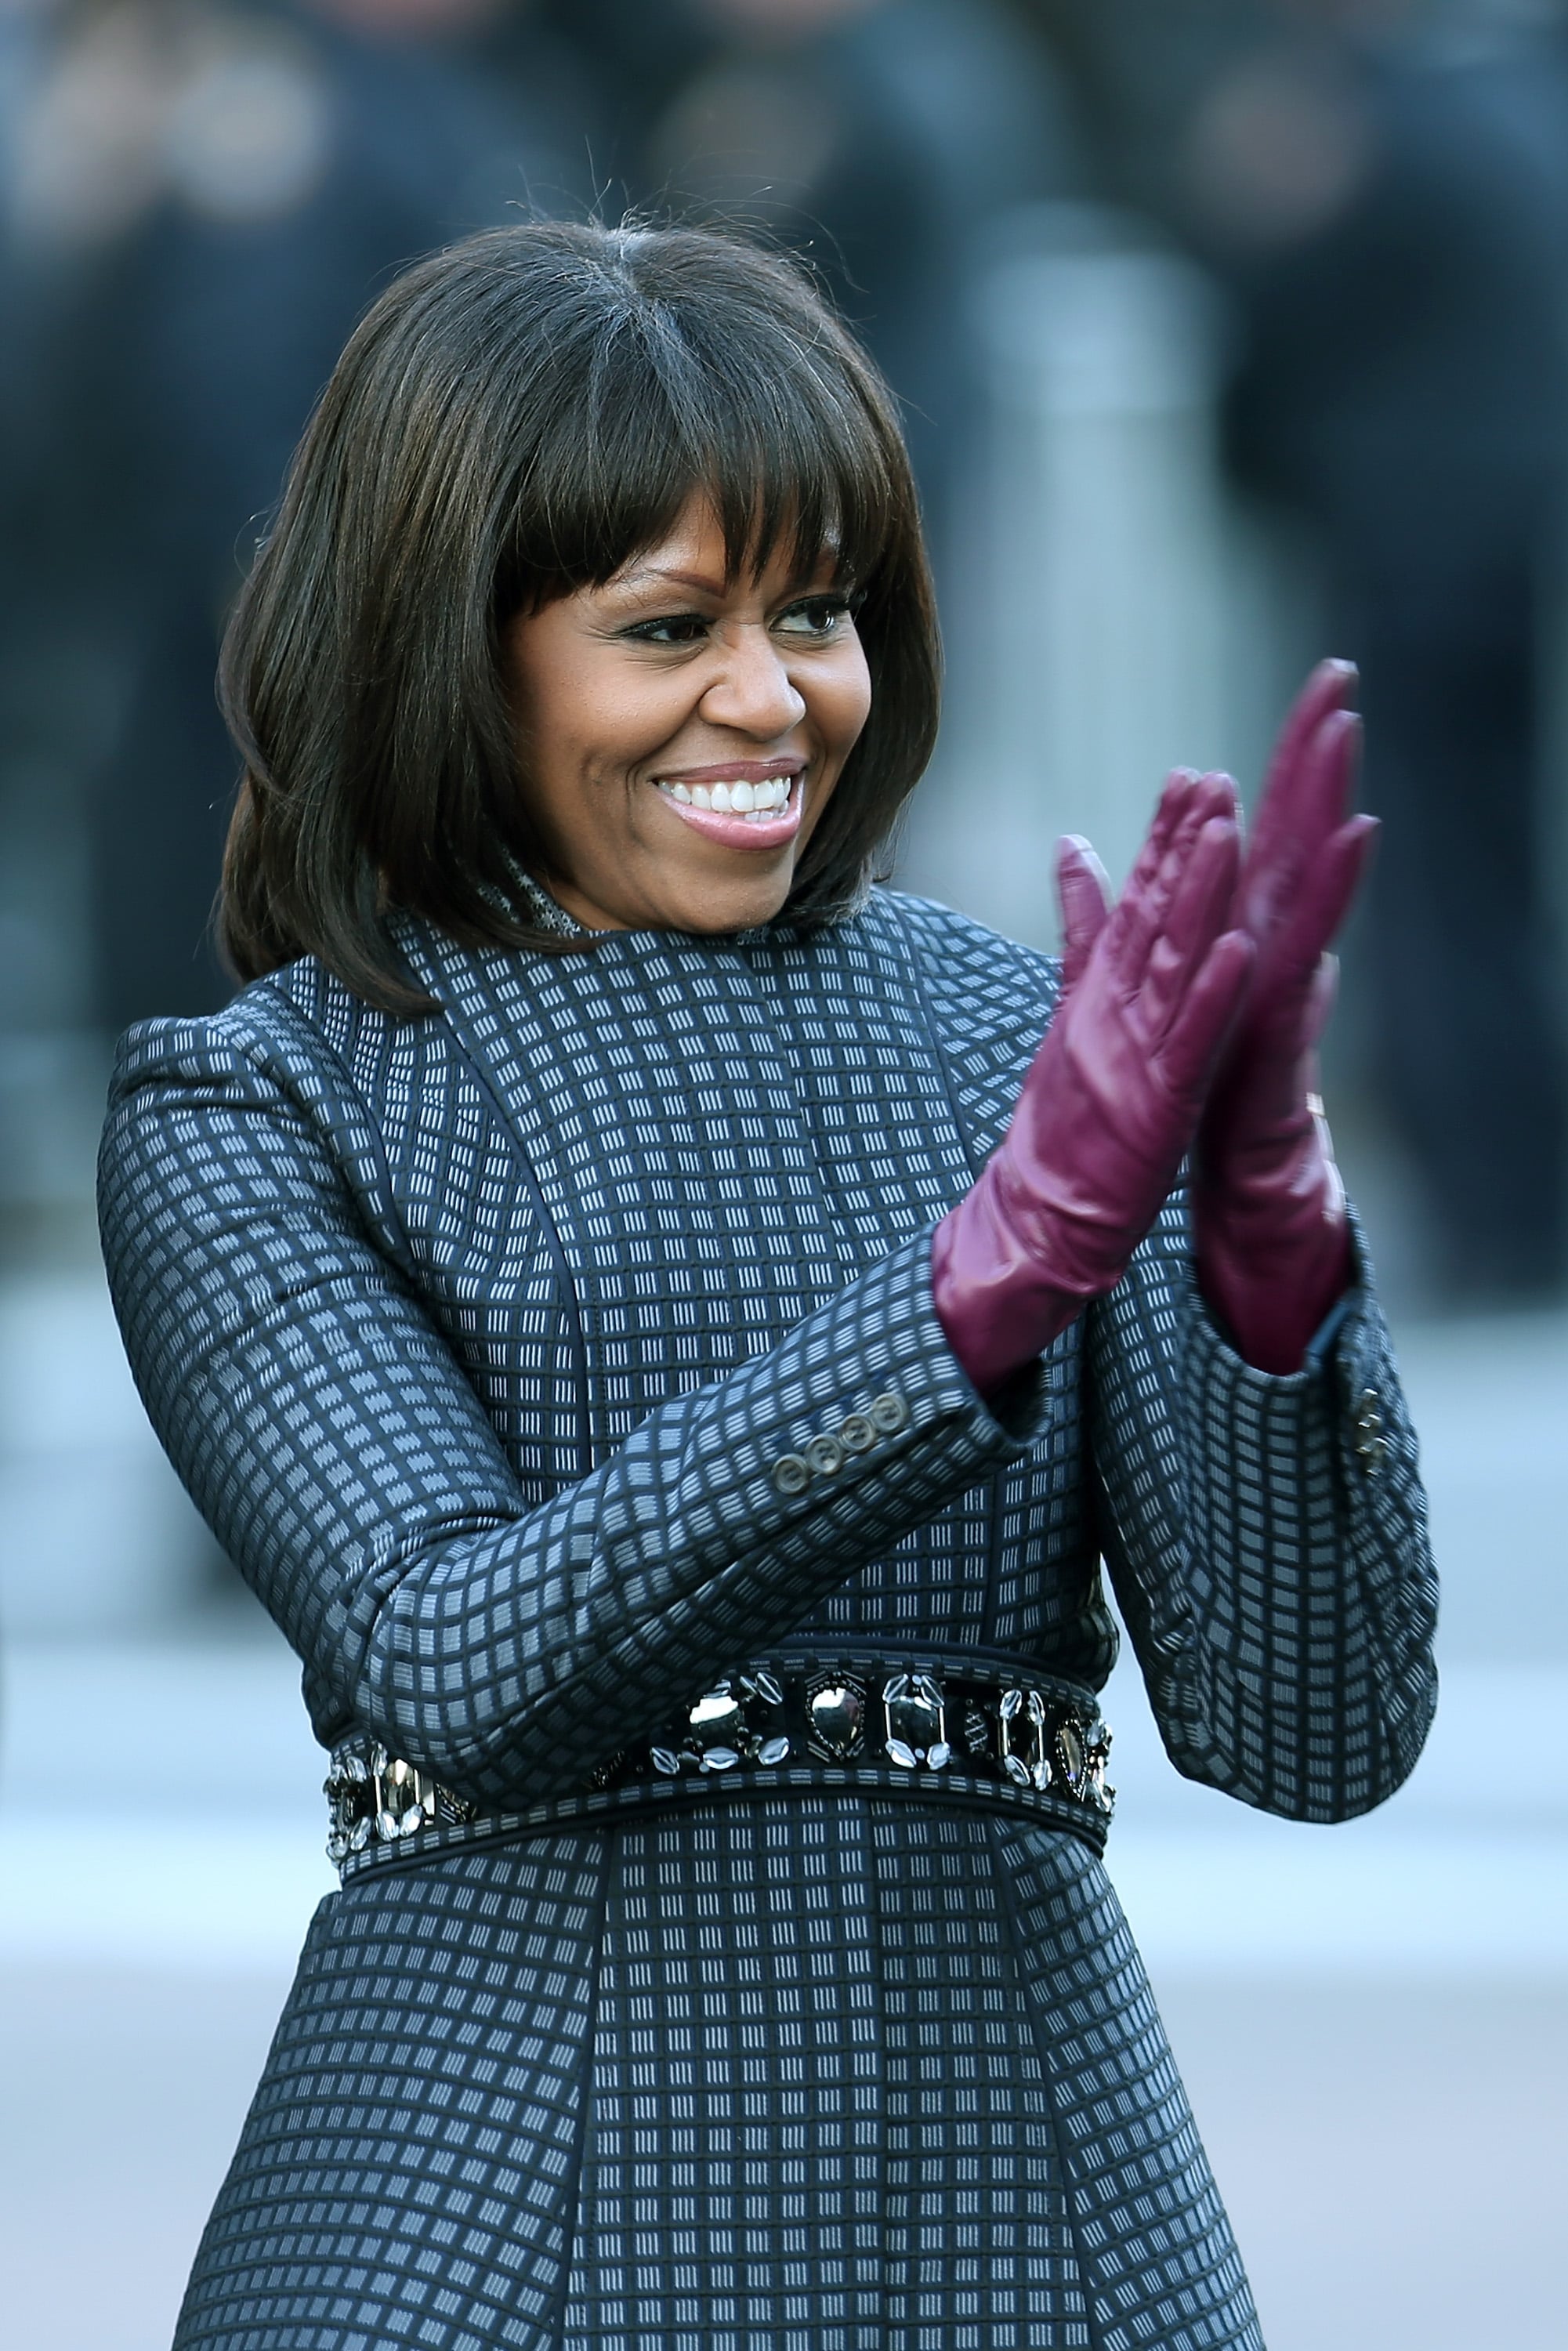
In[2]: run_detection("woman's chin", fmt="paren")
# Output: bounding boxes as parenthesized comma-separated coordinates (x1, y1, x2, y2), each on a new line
(666, 869, 798, 935)
(557, 845, 802, 936)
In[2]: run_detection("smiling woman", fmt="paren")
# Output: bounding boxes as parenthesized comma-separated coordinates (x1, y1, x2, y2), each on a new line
(99, 219, 1437, 2351)
(506, 499, 872, 934)
(218, 220, 936, 1005)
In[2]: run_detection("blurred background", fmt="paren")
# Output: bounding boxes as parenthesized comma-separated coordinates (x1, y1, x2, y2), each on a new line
(2, 0, 1566, 2343)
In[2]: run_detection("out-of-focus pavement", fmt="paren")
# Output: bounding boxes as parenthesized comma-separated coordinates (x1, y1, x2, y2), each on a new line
(2, 1302, 1566, 2350)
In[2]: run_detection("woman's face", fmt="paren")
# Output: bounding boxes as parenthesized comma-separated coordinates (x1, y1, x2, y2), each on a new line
(505, 492, 873, 934)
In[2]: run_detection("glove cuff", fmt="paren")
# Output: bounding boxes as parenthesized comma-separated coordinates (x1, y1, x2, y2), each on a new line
(931, 1174, 1105, 1396)
(1192, 1135, 1352, 1375)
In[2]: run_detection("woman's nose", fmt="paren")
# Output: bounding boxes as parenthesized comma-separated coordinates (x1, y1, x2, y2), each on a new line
(699, 625, 807, 737)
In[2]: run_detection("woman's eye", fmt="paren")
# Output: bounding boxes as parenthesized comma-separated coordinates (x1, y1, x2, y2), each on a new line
(774, 597, 853, 639)
(621, 596, 856, 647)
(625, 613, 711, 647)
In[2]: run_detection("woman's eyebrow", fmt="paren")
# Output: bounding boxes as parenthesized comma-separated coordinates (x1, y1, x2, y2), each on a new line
(612, 565, 728, 598)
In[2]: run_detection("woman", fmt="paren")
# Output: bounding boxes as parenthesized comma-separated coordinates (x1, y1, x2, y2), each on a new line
(100, 221, 1437, 2351)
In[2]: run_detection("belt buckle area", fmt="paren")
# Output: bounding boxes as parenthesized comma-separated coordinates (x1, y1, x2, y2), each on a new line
(882, 1671, 951, 1770)
(325, 1743, 478, 1864)
(324, 1751, 375, 1866)
(998, 1686, 1052, 1791)
(992, 1684, 1114, 1811)
(373, 1751, 431, 1842)
(650, 1670, 794, 1778)
(1073, 1713, 1116, 1813)
(805, 1672, 868, 1762)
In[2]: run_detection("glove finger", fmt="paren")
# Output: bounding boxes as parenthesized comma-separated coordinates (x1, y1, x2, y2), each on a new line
(1056, 835, 1113, 991)
(1158, 927, 1255, 1102)
(1103, 770, 1198, 967)
(1138, 771, 1203, 882)
(1276, 708, 1362, 871)
(1239, 708, 1363, 948)
(1259, 811, 1379, 993)
(1247, 662, 1358, 878)
(1321, 808, 1378, 932)
(1140, 810, 1242, 1041)
(1204, 813, 1376, 1128)
(1266, 661, 1358, 799)
(1118, 773, 1238, 994)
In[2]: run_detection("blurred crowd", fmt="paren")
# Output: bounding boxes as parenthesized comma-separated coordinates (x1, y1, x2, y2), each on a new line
(2, 0, 1566, 1306)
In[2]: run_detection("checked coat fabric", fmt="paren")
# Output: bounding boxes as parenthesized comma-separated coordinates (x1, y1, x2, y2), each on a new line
(99, 887, 1437, 2351)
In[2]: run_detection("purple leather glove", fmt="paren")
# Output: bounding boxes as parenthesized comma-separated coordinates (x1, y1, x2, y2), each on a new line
(1055, 666, 1378, 1375)
(932, 773, 1253, 1396)
(1195, 663, 1377, 1371)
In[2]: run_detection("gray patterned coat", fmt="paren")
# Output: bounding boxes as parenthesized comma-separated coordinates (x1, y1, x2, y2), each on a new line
(99, 887, 1438, 2351)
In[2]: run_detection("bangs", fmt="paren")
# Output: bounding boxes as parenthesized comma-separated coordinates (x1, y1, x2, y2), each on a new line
(496, 240, 900, 610)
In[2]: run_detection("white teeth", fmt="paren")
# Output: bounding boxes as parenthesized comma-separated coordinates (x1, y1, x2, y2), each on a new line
(657, 774, 797, 816)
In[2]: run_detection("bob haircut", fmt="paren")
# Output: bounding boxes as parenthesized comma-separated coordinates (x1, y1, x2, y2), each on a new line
(219, 219, 941, 1014)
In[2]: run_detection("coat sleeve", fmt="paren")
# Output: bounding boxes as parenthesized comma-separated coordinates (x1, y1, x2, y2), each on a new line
(1086, 1191, 1438, 1822)
(99, 1002, 1050, 1806)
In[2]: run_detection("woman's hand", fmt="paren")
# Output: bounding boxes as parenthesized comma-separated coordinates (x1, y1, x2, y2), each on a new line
(1193, 661, 1378, 1371)
(932, 773, 1252, 1396)
(1052, 664, 1378, 1376)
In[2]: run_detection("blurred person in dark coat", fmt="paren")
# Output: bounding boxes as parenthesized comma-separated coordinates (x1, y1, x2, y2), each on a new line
(1210, 0, 1568, 1302)
(1031, 0, 1568, 1302)
(5, 0, 591, 1030)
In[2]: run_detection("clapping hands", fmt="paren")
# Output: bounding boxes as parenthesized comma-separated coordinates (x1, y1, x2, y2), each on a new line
(932, 665, 1374, 1393)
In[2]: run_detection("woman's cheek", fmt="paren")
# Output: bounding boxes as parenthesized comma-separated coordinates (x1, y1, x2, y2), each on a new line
(838, 636, 874, 731)
(825, 649, 873, 763)
(606, 661, 700, 764)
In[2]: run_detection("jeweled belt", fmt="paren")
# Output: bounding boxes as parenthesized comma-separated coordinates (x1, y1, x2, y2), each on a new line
(324, 1654, 1114, 1876)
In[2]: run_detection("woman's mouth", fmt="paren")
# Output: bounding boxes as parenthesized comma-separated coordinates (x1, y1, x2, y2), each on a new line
(651, 768, 804, 846)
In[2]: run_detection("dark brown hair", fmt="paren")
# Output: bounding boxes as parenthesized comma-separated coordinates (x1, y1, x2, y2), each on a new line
(219, 219, 940, 1013)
